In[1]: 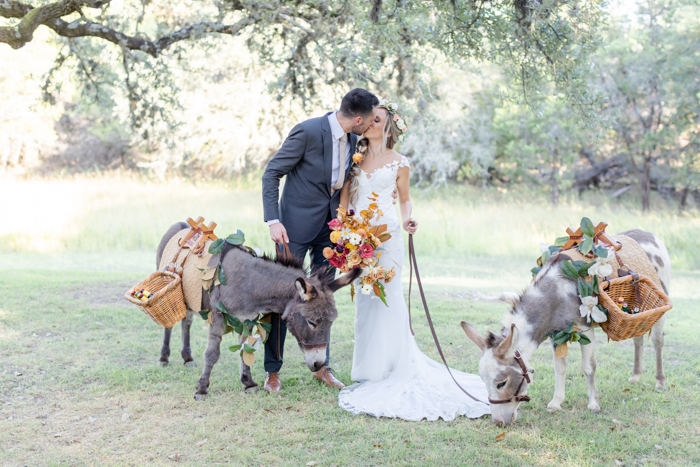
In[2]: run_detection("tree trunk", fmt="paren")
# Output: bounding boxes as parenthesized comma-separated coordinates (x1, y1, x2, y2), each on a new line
(641, 154, 651, 211)
(551, 170, 559, 206)
(680, 186, 689, 211)
(551, 150, 560, 206)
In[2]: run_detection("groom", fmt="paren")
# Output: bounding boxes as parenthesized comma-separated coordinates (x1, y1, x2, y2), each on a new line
(261, 88, 380, 392)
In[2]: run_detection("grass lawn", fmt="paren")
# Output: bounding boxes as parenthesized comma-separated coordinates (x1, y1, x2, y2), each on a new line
(1, 251, 699, 466)
(1, 177, 699, 465)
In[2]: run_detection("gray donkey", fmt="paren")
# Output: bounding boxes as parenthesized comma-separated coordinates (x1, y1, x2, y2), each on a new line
(155, 222, 360, 398)
(461, 229, 671, 426)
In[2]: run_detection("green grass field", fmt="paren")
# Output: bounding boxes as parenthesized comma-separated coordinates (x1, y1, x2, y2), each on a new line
(1, 177, 699, 466)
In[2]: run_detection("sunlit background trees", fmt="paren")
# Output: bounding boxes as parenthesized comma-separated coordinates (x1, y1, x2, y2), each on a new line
(1, 0, 698, 211)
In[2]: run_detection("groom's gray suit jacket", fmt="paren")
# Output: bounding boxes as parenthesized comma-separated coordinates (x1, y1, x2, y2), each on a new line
(262, 112, 358, 244)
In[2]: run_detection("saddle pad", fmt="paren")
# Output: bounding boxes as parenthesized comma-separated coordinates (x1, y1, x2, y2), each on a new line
(559, 234, 662, 289)
(158, 228, 215, 313)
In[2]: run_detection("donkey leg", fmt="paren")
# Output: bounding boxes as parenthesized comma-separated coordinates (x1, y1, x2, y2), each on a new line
(194, 311, 224, 400)
(238, 334, 259, 394)
(579, 327, 600, 413)
(160, 326, 173, 366)
(629, 335, 644, 384)
(547, 339, 567, 412)
(651, 316, 667, 390)
(181, 311, 195, 366)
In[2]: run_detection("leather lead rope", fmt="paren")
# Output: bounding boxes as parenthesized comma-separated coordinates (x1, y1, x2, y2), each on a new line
(274, 241, 294, 361)
(408, 235, 489, 406)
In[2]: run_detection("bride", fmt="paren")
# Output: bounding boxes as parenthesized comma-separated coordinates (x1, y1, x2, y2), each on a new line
(337, 99, 490, 421)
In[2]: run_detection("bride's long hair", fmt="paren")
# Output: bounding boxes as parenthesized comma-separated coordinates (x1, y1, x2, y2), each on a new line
(347, 108, 403, 206)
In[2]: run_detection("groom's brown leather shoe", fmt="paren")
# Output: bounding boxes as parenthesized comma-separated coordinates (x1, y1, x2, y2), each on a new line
(264, 372, 281, 392)
(312, 366, 345, 389)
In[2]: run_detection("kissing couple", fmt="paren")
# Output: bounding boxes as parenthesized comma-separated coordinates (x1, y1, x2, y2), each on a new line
(262, 89, 490, 421)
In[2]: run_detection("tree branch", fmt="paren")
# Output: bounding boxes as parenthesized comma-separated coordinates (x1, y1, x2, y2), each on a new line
(1, 0, 258, 56)
(0, 0, 109, 49)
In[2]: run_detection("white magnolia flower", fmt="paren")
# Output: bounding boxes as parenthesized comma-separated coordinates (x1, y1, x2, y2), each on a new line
(579, 295, 606, 323)
(588, 250, 614, 278)
(397, 118, 405, 128)
(590, 306, 607, 323)
(361, 284, 373, 295)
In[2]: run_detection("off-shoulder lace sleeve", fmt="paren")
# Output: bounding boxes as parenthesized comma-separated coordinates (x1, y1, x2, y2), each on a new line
(398, 155, 410, 169)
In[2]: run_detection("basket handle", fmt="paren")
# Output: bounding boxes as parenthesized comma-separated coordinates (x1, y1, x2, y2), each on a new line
(600, 272, 642, 306)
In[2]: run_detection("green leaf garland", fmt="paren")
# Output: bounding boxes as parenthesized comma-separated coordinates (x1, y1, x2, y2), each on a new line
(580, 217, 595, 237)
(226, 230, 246, 245)
(209, 238, 225, 254)
(547, 322, 591, 347)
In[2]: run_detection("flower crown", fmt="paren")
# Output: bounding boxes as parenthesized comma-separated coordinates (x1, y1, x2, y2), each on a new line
(378, 98, 407, 142)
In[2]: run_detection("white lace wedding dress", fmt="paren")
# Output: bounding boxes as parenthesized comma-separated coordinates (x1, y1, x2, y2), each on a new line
(338, 156, 491, 421)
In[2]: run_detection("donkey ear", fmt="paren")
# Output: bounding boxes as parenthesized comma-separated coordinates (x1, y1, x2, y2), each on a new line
(328, 267, 362, 292)
(295, 278, 317, 301)
(494, 324, 519, 360)
(460, 321, 487, 352)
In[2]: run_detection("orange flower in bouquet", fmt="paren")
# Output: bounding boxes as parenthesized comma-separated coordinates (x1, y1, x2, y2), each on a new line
(326, 194, 396, 305)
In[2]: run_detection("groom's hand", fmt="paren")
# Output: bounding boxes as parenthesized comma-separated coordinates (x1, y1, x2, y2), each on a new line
(392, 188, 398, 204)
(269, 223, 290, 244)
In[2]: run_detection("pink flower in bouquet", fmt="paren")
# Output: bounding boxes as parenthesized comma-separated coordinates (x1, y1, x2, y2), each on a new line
(328, 218, 343, 231)
(359, 242, 374, 258)
(329, 255, 345, 269)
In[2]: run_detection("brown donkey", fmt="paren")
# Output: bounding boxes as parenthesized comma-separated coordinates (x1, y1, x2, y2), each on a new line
(155, 222, 360, 398)
(461, 229, 671, 426)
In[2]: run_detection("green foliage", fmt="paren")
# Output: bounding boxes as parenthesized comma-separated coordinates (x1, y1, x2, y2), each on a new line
(209, 238, 225, 255)
(580, 218, 595, 238)
(561, 260, 579, 279)
(595, 0, 700, 209)
(548, 322, 592, 346)
(226, 230, 245, 246)
(493, 96, 593, 205)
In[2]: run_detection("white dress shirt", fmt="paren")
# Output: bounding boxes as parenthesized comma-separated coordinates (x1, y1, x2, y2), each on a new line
(267, 111, 351, 226)
(328, 111, 353, 187)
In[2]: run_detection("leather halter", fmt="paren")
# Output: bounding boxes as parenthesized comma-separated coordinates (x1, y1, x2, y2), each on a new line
(284, 291, 329, 350)
(488, 350, 533, 405)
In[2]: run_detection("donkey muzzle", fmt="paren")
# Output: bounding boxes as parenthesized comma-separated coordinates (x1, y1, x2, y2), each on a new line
(302, 345, 327, 372)
(491, 403, 519, 426)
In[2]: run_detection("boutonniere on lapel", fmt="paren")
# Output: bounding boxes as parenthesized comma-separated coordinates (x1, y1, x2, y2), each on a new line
(351, 141, 367, 167)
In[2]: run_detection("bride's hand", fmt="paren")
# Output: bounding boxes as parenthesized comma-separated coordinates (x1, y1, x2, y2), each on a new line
(403, 218, 418, 235)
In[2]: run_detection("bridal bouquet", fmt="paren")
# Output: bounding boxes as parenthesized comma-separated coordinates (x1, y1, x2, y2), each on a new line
(323, 194, 396, 305)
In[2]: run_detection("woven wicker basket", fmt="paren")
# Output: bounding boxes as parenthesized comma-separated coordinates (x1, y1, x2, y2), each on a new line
(125, 270, 187, 328)
(598, 274, 672, 341)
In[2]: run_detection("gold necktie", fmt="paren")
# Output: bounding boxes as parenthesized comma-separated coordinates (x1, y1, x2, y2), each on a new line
(332, 134, 347, 194)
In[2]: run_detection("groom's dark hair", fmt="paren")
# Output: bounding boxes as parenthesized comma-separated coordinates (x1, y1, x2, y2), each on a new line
(339, 88, 379, 118)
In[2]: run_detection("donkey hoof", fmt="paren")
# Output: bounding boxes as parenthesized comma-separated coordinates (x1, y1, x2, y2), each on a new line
(244, 385, 259, 394)
(656, 381, 667, 391)
(547, 402, 562, 413)
(628, 374, 642, 384)
(159, 361, 169, 367)
(184, 360, 196, 367)
(588, 404, 601, 413)
(194, 393, 207, 401)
